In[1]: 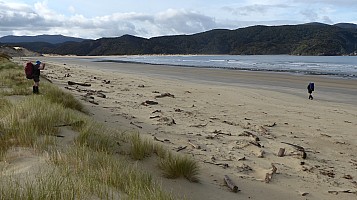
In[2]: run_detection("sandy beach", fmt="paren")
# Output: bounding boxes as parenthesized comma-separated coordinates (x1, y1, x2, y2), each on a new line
(14, 56, 357, 200)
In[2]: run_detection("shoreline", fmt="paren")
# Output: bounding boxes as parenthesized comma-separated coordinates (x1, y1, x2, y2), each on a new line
(36, 56, 357, 105)
(14, 56, 357, 199)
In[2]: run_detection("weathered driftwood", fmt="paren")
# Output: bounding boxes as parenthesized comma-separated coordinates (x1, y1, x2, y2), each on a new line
(190, 123, 208, 128)
(281, 141, 307, 159)
(224, 175, 239, 193)
(249, 140, 262, 148)
(239, 131, 260, 141)
(68, 81, 91, 87)
(176, 146, 187, 152)
(328, 190, 357, 195)
(265, 122, 277, 127)
(96, 92, 106, 98)
(213, 129, 232, 136)
(203, 161, 229, 169)
(141, 100, 158, 106)
(40, 74, 53, 83)
(257, 150, 265, 158)
(277, 148, 285, 157)
(149, 115, 160, 119)
(54, 121, 84, 127)
(265, 164, 277, 183)
(86, 99, 98, 105)
(153, 136, 164, 142)
(188, 140, 201, 149)
(130, 122, 142, 129)
(155, 92, 175, 98)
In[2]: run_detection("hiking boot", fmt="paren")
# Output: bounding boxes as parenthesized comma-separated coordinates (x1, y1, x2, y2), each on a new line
(34, 86, 39, 94)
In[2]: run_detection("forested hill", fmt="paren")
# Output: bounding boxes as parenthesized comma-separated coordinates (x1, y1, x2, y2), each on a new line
(6, 23, 357, 56)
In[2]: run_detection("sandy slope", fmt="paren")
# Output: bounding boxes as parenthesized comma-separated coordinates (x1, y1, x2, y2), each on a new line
(13, 56, 357, 200)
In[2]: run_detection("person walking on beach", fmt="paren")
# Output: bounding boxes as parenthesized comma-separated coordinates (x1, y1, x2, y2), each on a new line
(307, 82, 314, 100)
(25, 60, 45, 94)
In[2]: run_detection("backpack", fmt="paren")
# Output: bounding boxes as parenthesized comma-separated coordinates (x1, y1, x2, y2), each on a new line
(308, 82, 314, 91)
(25, 62, 34, 79)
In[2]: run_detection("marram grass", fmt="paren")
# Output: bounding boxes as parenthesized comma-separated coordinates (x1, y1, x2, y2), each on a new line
(129, 132, 154, 160)
(159, 151, 200, 183)
(0, 58, 198, 199)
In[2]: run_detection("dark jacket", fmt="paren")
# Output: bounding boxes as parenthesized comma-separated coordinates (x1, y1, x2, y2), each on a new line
(32, 63, 41, 77)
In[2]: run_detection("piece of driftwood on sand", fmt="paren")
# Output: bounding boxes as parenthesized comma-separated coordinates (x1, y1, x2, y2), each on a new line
(281, 141, 307, 159)
(224, 175, 239, 193)
(277, 148, 285, 157)
(188, 140, 201, 149)
(265, 163, 277, 183)
(130, 121, 142, 129)
(68, 80, 91, 87)
(155, 92, 175, 98)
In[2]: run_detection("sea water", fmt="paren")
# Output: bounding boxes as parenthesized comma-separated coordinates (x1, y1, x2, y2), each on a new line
(95, 55, 357, 78)
(94, 55, 357, 79)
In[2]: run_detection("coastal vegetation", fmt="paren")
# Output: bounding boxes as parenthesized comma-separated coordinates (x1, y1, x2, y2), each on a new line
(0, 55, 199, 199)
(2, 23, 357, 56)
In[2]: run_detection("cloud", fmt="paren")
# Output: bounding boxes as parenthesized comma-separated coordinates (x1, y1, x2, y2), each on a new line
(154, 9, 217, 35)
(0, 0, 355, 39)
(0, 1, 219, 39)
(222, 4, 289, 17)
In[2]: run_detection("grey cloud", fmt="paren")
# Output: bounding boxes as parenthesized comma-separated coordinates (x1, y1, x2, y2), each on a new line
(223, 4, 289, 16)
(322, 16, 333, 24)
(300, 9, 319, 21)
(298, 0, 357, 7)
(154, 9, 217, 36)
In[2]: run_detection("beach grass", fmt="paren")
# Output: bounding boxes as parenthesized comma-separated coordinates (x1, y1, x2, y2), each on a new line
(0, 57, 198, 199)
(129, 132, 155, 160)
(159, 151, 200, 183)
(43, 83, 86, 112)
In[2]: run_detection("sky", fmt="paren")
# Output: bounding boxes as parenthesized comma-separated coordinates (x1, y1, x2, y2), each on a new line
(0, 0, 356, 39)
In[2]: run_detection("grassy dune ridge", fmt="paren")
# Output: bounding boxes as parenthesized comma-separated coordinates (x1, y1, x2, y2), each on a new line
(0, 56, 199, 199)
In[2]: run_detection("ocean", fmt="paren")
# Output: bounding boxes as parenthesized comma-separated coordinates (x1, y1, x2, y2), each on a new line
(93, 55, 357, 79)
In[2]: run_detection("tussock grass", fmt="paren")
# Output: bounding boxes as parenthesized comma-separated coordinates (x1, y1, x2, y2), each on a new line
(75, 121, 119, 153)
(1, 58, 198, 199)
(51, 146, 174, 200)
(0, 172, 87, 200)
(159, 152, 200, 183)
(43, 83, 85, 112)
(129, 132, 155, 160)
(128, 133, 200, 182)
(0, 95, 80, 157)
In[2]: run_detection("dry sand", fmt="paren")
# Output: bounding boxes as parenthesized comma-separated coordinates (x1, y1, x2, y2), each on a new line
(14, 56, 357, 200)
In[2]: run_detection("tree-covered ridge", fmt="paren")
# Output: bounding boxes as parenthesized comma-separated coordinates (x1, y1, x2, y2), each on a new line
(6, 23, 357, 56)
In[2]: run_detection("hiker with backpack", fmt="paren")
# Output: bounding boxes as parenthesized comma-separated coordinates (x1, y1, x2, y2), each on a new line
(24, 60, 45, 94)
(307, 82, 314, 100)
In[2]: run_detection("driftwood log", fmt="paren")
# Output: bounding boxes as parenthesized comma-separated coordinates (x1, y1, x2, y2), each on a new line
(68, 81, 91, 87)
(265, 164, 277, 183)
(130, 122, 142, 129)
(40, 74, 53, 83)
(155, 92, 175, 98)
(239, 131, 260, 141)
(176, 146, 187, 152)
(203, 161, 229, 169)
(224, 175, 239, 193)
(281, 142, 307, 159)
(54, 121, 84, 127)
(277, 148, 285, 157)
(141, 100, 158, 106)
(154, 136, 164, 142)
(188, 140, 201, 149)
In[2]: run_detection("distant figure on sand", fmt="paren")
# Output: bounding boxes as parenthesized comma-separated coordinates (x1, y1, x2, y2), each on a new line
(307, 82, 314, 100)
